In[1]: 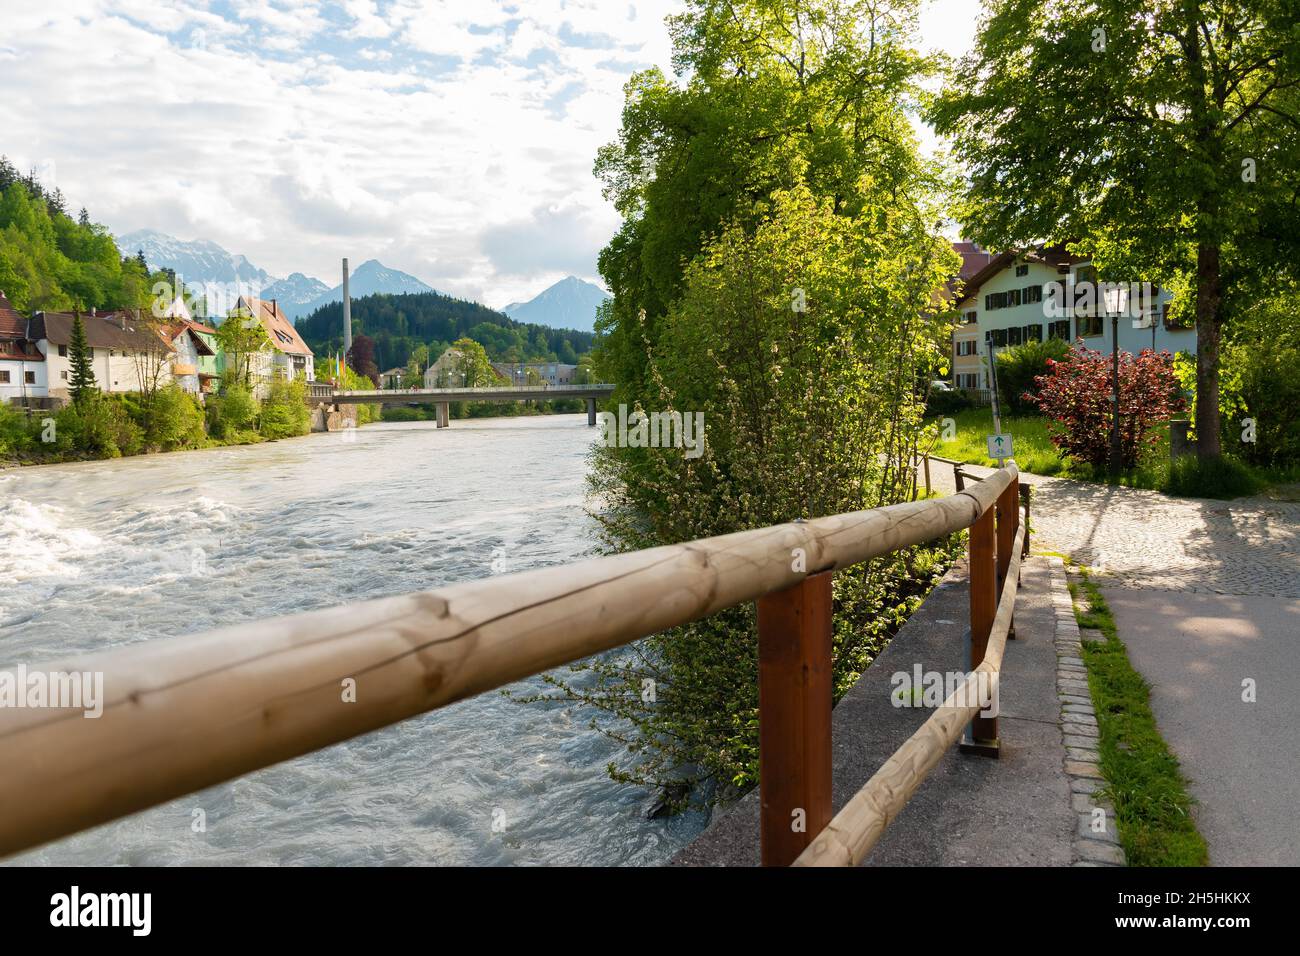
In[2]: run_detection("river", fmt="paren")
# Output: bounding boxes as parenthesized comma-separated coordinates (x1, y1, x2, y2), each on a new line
(0, 416, 708, 865)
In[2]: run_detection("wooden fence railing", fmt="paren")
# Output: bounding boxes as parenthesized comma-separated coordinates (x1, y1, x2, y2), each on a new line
(0, 463, 1028, 865)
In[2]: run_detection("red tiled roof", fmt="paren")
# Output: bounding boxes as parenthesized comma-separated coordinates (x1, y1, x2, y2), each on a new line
(0, 291, 26, 337)
(952, 241, 996, 280)
(234, 296, 313, 356)
(163, 320, 217, 356)
(952, 244, 1082, 307)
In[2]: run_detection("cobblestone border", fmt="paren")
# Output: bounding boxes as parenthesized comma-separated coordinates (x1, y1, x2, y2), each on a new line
(1047, 556, 1128, 867)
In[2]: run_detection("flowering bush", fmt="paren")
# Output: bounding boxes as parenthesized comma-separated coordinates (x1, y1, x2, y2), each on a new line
(1029, 346, 1184, 470)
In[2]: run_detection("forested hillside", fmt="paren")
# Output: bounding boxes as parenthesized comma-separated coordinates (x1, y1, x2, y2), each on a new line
(297, 291, 596, 371)
(0, 156, 155, 312)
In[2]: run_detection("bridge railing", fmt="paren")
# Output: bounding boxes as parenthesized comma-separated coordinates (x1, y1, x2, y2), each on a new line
(0, 463, 1027, 864)
(336, 384, 616, 395)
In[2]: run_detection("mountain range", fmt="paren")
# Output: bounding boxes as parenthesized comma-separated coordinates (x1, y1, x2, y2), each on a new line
(502, 275, 609, 334)
(115, 229, 606, 330)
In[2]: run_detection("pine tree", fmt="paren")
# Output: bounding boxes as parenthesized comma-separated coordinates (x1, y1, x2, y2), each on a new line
(68, 312, 97, 404)
(78, 207, 91, 227)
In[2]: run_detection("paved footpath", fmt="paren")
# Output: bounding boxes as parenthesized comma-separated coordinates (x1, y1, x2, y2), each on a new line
(930, 460, 1300, 865)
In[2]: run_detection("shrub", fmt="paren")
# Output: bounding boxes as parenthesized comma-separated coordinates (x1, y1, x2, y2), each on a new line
(1162, 454, 1262, 500)
(1030, 346, 1183, 470)
(548, 187, 962, 801)
(53, 393, 143, 457)
(135, 385, 206, 451)
(206, 384, 260, 440)
(258, 377, 311, 439)
(0, 402, 36, 456)
(926, 387, 975, 416)
(995, 337, 1069, 414)
(380, 406, 431, 422)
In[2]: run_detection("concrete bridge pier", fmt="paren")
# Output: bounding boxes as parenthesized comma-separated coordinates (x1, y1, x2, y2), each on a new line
(586, 397, 597, 427)
(436, 402, 450, 428)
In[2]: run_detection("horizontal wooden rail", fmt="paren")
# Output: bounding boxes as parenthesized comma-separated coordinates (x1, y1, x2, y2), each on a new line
(0, 464, 1017, 859)
(792, 520, 1027, 867)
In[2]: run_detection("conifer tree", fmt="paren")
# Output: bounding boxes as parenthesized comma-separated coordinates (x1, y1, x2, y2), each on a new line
(68, 312, 97, 404)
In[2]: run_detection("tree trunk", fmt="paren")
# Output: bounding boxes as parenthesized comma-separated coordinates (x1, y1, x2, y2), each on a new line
(1194, 242, 1222, 460)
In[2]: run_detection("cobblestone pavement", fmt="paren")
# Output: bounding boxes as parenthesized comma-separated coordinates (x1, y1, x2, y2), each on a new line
(927, 461, 1300, 598)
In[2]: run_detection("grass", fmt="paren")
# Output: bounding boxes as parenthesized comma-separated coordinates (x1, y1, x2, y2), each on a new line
(929, 407, 1292, 500)
(928, 408, 1068, 476)
(1067, 564, 1209, 866)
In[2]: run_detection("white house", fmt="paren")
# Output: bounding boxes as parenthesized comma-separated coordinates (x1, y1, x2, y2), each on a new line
(228, 296, 315, 394)
(30, 309, 175, 400)
(0, 291, 47, 402)
(953, 246, 1197, 390)
(424, 348, 465, 388)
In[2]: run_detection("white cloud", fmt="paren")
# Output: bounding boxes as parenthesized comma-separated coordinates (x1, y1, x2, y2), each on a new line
(0, 0, 979, 307)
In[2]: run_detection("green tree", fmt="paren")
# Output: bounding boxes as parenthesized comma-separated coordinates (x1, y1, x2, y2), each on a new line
(593, 0, 943, 399)
(258, 377, 311, 439)
(215, 310, 272, 390)
(450, 337, 502, 387)
(540, 0, 959, 802)
(930, 0, 1300, 460)
(67, 312, 96, 403)
(550, 186, 958, 801)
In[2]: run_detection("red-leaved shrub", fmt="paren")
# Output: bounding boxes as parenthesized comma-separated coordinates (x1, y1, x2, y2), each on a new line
(1029, 346, 1184, 470)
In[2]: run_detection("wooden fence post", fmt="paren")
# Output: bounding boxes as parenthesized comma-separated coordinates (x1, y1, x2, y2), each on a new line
(1019, 482, 1031, 558)
(997, 477, 1019, 639)
(757, 571, 834, 866)
(960, 502, 999, 757)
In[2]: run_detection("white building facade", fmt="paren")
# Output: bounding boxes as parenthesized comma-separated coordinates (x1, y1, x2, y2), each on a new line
(954, 249, 1197, 390)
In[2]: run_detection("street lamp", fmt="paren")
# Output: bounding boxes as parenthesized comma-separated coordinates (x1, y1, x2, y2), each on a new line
(1104, 284, 1124, 480)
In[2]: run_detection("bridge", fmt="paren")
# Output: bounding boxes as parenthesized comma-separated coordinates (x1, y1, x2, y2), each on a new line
(307, 382, 616, 427)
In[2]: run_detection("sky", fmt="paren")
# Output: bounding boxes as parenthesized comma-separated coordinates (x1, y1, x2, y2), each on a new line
(0, 0, 984, 308)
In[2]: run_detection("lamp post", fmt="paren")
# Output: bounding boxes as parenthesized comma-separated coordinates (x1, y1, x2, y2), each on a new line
(1107, 288, 1123, 480)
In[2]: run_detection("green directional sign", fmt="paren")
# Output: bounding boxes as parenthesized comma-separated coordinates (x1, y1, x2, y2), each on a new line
(987, 433, 1014, 460)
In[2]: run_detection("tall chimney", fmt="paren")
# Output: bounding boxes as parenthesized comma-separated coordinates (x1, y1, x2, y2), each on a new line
(342, 257, 352, 359)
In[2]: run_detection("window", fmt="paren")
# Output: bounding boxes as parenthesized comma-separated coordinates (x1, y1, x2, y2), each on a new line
(1015, 264, 1029, 277)
(61, 370, 68, 380)
(1023, 285, 1043, 304)
(988, 328, 1008, 347)
(1007, 326, 1023, 346)
(985, 290, 1020, 310)
(1024, 324, 1043, 342)
(955, 340, 978, 357)
(58, 344, 68, 357)
(963, 311, 976, 325)
(1048, 319, 1071, 340)
(24, 371, 35, 384)
(0, 370, 8, 383)
(1077, 315, 1104, 338)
